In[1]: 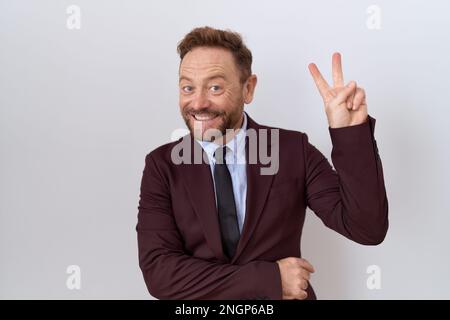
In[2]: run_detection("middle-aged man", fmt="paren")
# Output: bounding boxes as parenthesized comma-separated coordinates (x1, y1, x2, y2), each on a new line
(137, 26, 389, 300)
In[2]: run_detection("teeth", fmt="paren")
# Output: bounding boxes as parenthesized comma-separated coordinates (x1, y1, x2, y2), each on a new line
(194, 114, 216, 121)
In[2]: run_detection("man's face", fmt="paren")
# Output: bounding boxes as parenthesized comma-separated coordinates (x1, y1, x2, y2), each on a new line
(179, 47, 250, 142)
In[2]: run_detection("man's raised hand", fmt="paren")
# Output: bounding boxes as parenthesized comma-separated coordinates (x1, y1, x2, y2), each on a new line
(308, 52, 368, 128)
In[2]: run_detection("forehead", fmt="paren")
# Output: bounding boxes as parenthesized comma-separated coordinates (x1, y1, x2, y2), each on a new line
(179, 47, 238, 78)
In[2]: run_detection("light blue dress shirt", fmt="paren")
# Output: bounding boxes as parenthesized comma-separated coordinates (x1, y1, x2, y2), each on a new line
(197, 113, 248, 234)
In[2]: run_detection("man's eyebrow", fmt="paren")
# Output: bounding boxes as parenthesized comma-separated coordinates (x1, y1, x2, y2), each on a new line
(206, 74, 227, 81)
(179, 74, 227, 83)
(179, 75, 192, 83)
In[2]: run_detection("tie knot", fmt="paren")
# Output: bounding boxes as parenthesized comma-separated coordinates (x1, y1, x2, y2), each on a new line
(214, 146, 228, 164)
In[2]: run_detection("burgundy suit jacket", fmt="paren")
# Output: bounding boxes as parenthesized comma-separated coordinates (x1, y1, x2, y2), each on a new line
(136, 113, 388, 300)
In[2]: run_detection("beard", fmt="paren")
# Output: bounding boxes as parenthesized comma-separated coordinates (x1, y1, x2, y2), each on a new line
(181, 106, 243, 142)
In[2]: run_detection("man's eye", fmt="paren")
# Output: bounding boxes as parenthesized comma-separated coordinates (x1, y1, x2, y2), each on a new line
(182, 86, 193, 93)
(210, 85, 221, 92)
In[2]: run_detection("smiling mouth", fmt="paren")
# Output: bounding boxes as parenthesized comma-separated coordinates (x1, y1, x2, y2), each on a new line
(191, 113, 219, 121)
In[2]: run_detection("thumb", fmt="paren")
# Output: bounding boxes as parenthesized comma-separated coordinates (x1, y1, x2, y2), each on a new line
(334, 81, 356, 105)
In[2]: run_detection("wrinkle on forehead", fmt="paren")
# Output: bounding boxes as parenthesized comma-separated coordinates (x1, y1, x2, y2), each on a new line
(181, 64, 228, 77)
(179, 47, 240, 82)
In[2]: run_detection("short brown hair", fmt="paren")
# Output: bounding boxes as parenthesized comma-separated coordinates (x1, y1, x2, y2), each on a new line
(177, 26, 252, 83)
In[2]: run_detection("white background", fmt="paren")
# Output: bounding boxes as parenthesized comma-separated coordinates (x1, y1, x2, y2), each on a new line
(1, 0, 449, 299)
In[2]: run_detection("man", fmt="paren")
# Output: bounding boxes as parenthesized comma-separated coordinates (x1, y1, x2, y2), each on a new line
(136, 26, 388, 300)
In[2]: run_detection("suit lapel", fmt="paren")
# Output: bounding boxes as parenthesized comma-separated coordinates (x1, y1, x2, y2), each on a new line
(232, 114, 275, 263)
(180, 136, 228, 262)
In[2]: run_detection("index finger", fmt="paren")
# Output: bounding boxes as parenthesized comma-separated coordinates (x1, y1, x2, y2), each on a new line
(308, 63, 331, 100)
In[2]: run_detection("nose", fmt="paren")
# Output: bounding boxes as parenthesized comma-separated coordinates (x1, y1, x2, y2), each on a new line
(190, 89, 211, 111)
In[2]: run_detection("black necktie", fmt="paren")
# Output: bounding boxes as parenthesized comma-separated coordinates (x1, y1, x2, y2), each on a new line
(214, 146, 240, 259)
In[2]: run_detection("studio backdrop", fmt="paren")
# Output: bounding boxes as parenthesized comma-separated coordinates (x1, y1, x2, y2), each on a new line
(1, 0, 449, 299)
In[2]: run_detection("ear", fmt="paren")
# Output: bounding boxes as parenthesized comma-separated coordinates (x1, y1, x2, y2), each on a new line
(243, 74, 258, 104)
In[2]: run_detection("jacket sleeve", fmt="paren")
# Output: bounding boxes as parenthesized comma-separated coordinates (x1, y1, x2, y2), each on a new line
(304, 115, 389, 245)
(136, 153, 282, 300)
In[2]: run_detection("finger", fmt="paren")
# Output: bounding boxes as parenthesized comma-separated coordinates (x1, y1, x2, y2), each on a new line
(347, 89, 355, 110)
(300, 268, 311, 281)
(298, 258, 315, 273)
(299, 279, 309, 290)
(352, 87, 366, 110)
(308, 63, 331, 99)
(297, 282, 307, 292)
(297, 290, 308, 300)
(332, 52, 344, 87)
(334, 81, 357, 105)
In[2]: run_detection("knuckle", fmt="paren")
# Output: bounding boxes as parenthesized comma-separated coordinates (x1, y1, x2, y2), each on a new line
(301, 279, 308, 288)
(300, 291, 308, 299)
(298, 280, 305, 289)
(302, 270, 310, 280)
(293, 287, 302, 296)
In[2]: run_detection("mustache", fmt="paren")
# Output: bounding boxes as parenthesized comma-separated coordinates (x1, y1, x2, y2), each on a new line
(183, 108, 226, 117)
